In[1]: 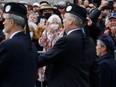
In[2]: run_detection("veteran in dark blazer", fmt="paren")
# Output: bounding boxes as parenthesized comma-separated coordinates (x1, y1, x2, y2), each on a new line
(38, 4, 100, 87)
(0, 2, 38, 87)
(96, 34, 116, 87)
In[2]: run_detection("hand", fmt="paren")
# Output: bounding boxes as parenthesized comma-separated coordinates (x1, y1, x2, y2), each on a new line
(104, 29, 110, 35)
(87, 17, 92, 26)
(98, 1, 109, 11)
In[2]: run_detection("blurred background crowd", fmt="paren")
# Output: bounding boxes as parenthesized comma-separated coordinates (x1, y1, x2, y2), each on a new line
(0, 0, 116, 87)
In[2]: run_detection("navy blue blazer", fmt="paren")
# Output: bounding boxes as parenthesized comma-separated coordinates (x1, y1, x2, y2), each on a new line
(38, 29, 100, 87)
(97, 52, 116, 87)
(0, 32, 38, 87)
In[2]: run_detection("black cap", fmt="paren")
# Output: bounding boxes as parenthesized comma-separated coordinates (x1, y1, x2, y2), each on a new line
(3, 2, 32, 49)
(3, 2, 27, 19)
(57, 1, 67, 9)
(66, 4, 87, 22)
(99, 34, 115, 50)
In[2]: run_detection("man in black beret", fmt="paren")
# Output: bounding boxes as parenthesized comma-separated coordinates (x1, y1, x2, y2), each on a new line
(0, 2, 38, 87)
(96, 34, 116, 87)
(38, 4, 100, 87)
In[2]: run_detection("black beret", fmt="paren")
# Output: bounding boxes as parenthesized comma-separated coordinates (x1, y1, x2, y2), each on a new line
(3, 2, 32, 49)
(3, 2, 27, 19)
(99, 34, 115, 50)
(66, 4, 87, 22)
(57, 1, 67, 9)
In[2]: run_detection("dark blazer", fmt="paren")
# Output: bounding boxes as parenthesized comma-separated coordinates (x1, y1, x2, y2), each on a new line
(38, 29, 100, 87)
(0, 32, 38, 87)
(97, 52, 116, 87)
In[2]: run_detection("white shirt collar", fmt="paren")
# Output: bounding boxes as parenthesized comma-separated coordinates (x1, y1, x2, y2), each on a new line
(10, 30, 23, 39)
(67, 28, 81, 35)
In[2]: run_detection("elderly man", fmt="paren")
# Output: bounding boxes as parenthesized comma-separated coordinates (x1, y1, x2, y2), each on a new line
(0, 2, 38, 87)
(38, 4, 100, 87)
(96, 34, 116, 87)
(104, 12, 116, 43)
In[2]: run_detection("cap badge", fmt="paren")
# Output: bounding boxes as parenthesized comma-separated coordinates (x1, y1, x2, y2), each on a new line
(66, 6, 72, 12)
(5, 5, 11, 12)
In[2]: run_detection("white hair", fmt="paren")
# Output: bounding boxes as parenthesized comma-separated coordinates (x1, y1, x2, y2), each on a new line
(47, 14, 61, 24)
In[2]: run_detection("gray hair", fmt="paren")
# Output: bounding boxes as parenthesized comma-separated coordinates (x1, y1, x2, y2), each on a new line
(8, 13, 26, 28)
(66, 13, 84, 27)
(48, 14, 61, 24)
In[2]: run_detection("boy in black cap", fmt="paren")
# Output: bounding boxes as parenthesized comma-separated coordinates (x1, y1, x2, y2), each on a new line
(96, 34, 116, 87)
(0, 2, 38, 87)
(38, 4, 100, 87)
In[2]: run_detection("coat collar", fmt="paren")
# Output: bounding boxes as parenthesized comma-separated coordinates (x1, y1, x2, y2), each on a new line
(97, 51, 114, 62)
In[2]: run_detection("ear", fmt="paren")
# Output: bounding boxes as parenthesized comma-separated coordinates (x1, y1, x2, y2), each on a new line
(102, 45, 107, 52)
(69, 19, 73, 25)
(10, 19, 15, 25)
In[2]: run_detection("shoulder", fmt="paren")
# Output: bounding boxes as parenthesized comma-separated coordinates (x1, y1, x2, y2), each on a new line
(99, 58, 116, 69)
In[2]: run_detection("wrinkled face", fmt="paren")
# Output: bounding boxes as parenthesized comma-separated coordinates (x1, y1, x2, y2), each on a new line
(108, 18, 116, 29)
(33, 6, 40, 12)
(49, 18, 60, 30)
(28, 14, 38, 24)
(3, 13, 12, 33)
(63, 13, 71, 32)
(51, 18, 58, 24)
(96, 40, 106, 57)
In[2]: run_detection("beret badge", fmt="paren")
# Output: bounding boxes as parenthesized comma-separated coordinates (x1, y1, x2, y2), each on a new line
(66, 6, 72, 12)
(5, 5, 11, 12)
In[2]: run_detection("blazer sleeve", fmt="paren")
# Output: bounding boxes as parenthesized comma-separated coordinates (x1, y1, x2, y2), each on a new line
(0, 42, 11, 77)
(38, 37, 68, 67)
(89, 8, 101, 23)
(100, 63, 111, 87)
(89, 60, 101, 87)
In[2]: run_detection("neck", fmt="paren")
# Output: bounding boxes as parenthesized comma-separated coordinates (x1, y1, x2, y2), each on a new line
(65, 26, 80, 34)
(9, 25, 23, 37)
(99, 51, 108, 57)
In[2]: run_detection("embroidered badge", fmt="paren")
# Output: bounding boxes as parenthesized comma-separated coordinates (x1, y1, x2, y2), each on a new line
(66, 6, 72, 12)
(5, 5, 11, 12)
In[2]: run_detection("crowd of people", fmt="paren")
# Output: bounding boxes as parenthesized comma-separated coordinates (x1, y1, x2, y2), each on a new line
(0, 0, 116, 87)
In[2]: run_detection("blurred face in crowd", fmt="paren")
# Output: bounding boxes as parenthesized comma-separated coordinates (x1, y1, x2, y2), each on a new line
(0, 7, 3, 21)
(3, 13, 12, 33)
(47, 14, 61, 31)
(96, 40, 106, 57)
(49, 18, 60, 30)
(108, 18, 116, 29)
(83, 0, 89, 8)
(113, 2, 116, 12)
(28, 13, 38, 24)
(103, 9, 112, 16)
(33, 6, 40, 12)
(63, 13, 72, 33)
(42, 9, 54, 19)
(77, 0, 83, 6)
(42, 9, 54, 15)
(58, 8, 66, 14)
